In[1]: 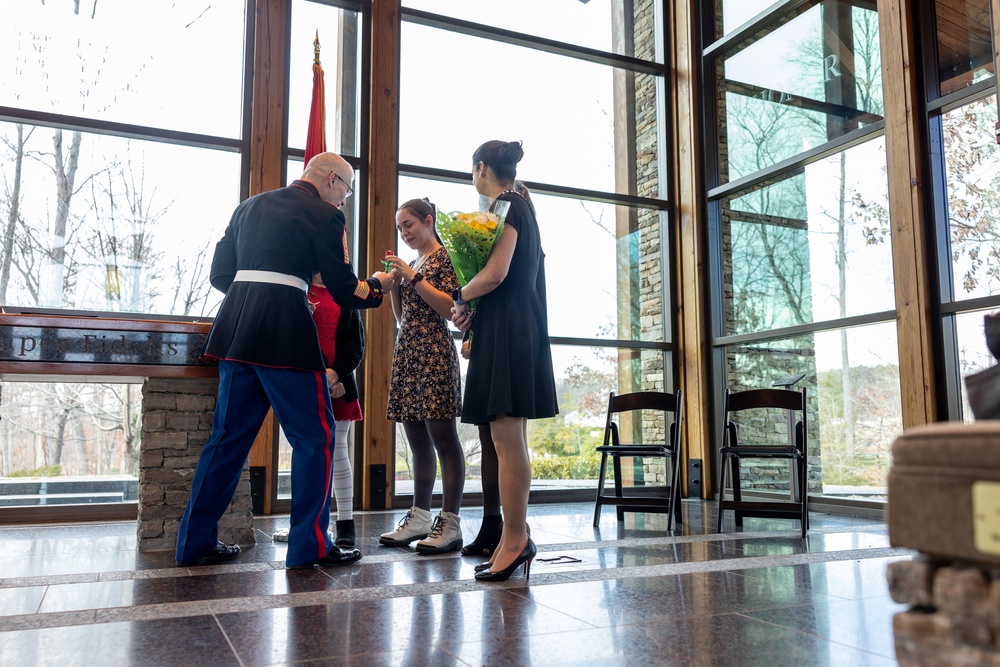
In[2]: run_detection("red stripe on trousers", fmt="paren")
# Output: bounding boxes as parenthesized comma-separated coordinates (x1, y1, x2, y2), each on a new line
(311, 372, 334, 559)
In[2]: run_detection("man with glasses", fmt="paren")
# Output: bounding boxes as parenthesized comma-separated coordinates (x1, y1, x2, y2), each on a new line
(176, 152, 396, 569)
(331, 170, 354, 200)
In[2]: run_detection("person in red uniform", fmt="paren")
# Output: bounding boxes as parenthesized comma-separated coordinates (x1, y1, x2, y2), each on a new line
(175, 152, 395, 569)
(273, 273, 364, 547)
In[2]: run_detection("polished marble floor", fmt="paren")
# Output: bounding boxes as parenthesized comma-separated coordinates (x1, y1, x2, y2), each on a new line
(0, 501, 911, 666)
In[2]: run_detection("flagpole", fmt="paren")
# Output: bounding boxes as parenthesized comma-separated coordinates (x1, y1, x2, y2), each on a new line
(305, 30, 327, 165)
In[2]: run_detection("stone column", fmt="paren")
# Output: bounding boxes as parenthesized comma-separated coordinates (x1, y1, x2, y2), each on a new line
(888, 558, 1000, 666)
(137, 377, 255, 552)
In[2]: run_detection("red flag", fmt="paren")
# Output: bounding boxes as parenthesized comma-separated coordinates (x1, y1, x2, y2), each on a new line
(304, 31, 326, 165)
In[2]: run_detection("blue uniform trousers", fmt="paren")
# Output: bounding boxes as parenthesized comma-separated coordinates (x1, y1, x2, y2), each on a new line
(175, 360, 337, 567)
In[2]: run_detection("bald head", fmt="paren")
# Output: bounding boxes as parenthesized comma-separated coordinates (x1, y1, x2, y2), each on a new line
(302, 152, 355, 206)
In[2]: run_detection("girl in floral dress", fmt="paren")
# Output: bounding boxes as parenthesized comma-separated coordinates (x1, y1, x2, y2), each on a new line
(381, 198, 466, 554)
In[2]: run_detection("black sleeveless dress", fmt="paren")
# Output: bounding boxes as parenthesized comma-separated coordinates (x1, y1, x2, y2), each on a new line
(461, 191, 559, 424)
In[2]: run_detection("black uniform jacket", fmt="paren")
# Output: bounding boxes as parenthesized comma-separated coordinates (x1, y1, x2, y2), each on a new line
(203, 180, 382, 372)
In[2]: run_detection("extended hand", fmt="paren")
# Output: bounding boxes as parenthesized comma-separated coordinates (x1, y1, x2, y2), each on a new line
(373, 271, 398, 290)
(383, 255, 414, 283)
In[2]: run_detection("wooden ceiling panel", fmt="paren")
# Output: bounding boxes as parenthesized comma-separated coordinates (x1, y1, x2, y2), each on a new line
(935, 0, 993, 73)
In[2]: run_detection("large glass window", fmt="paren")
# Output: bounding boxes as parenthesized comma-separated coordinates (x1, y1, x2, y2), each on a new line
(394, 1, 669, 497)
(708, 1, 898, 501)
(287, 2, 362, 157)
(954, 309, 996, 421)
(399, 23, 664, 197)
(938, 95, 1000, 422)
(402, 0, 663, 63)
(942, 95, 1000, 301)
(0, 381, 142, 505)
(724, 322, 900, 497)
(0, 0, 247, 138)
(715, 0, 779, 38)
(723, 139, 893, 336)
(0, 122, 240, 315)
(717, 1, 883, 184)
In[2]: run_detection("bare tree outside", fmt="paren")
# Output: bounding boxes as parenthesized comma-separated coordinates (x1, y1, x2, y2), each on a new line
(0, 0, 229, 503)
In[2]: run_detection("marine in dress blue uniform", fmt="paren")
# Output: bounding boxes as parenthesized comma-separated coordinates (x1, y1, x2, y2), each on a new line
(175, 154, 388, 568)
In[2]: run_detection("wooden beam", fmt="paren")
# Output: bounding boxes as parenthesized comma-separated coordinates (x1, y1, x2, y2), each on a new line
(878, 0, 938, 426)
(671, 1, 712, 497)
(246, 0, 291, 508)
(249, 0, 288, 197)
(361, 0, 401, 510)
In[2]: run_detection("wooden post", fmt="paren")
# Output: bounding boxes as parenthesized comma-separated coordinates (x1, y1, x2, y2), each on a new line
(878, 0, 938, 427)
(245, 0, 290, 512)
(361, 0, 401, 509)
(671, 0, 712, 497)
(249, 0, 288, 196)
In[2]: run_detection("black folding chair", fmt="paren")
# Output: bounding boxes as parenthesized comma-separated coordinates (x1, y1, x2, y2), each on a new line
(593, 390, 683, 531)
(716, 387, 809, 538)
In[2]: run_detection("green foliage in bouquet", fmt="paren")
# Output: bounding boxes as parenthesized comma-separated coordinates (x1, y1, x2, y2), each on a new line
(436, 201, 509, 309)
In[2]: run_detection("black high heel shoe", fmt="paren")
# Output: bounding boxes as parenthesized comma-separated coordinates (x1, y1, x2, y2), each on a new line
(474, 539, 536, 582)
(461, 514, 503, 557)
(473, 523, 530, 572)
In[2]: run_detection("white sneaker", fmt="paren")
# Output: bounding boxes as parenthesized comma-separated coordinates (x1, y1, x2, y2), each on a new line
(379, 506, 433, 546)
(415, 511, 463, 554)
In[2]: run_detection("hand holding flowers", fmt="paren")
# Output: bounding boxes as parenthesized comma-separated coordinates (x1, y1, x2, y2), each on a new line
(437, 201, 509, 311)
(437, 201, 510, 310)
(437, 200, 509, 347)
(382, 254, 413, 284)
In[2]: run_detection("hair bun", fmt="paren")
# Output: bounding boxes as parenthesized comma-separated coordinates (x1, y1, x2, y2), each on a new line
(502, 141, 525, 165)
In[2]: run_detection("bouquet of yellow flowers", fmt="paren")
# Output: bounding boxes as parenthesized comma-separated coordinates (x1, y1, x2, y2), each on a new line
(436, 200, 510, 310)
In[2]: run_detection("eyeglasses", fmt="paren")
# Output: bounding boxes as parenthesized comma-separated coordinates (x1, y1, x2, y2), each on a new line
(331, 172, 354, 198)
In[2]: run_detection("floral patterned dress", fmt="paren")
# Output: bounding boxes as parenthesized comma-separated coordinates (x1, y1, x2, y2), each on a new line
(386, 246, 462, 421)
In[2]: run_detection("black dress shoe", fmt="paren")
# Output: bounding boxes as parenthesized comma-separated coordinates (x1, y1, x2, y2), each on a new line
(287, 546, 362, 569)
(177, 541, 242, 567)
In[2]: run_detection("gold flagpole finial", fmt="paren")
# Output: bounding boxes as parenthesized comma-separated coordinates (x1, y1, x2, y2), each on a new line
(313, 30, 321, 66)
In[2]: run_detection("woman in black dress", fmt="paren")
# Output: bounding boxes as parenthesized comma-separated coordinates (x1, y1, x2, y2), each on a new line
(452, 140, 558, 581)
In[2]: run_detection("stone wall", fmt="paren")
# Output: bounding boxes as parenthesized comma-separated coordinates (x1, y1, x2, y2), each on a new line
(137, 377, 255, 552)
(888, 558, 1000, 666)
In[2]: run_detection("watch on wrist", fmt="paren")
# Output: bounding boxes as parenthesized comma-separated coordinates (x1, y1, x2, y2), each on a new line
(410, 272, 424, 287)
(452, 286, 465, 305)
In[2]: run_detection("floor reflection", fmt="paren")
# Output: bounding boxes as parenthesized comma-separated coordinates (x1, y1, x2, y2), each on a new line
(0, 501, 904, 666)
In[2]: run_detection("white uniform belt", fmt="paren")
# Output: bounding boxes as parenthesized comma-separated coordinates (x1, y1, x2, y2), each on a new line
(233, 270, 308, 292)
